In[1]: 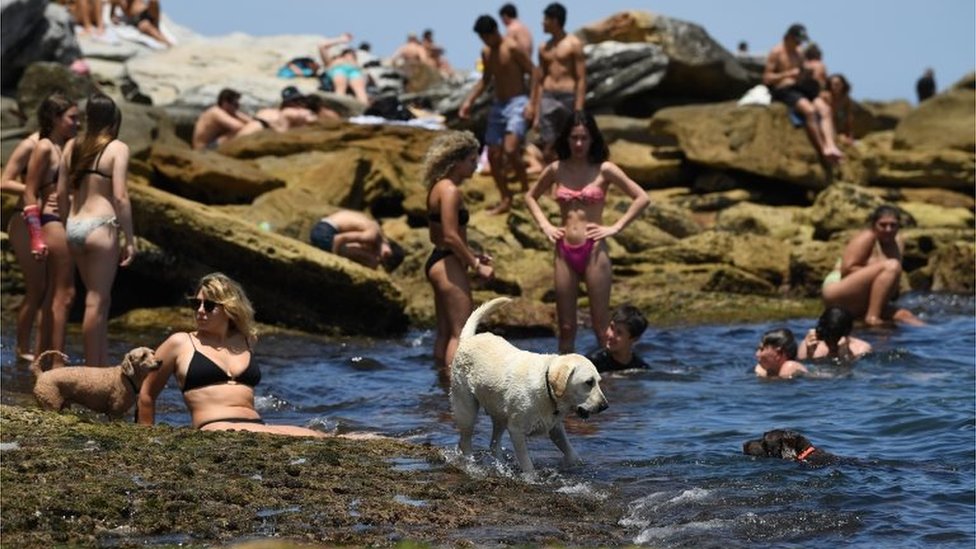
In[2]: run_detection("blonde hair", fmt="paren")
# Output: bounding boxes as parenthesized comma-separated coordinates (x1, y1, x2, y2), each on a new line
(421, 130, 480, 187)
(197, 272, 258, 346)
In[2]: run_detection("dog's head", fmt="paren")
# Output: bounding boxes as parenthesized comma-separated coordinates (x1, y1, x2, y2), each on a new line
(547, 354, 608, 419)
(121, 347, 161, 385)
(743, 429, 816, 460)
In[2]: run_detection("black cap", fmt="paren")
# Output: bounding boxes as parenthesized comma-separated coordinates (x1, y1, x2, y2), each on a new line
(786, 23, 809, 42)
(281, 86, 303, 103)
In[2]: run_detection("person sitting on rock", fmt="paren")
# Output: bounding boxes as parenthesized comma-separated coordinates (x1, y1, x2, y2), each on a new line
(755, 328, 808, 379)
(191, 88, 253, 150)
(309, 209, 404, 272)
(389, 33, 431, 68)
(823, 73, 855, 145)
(762, 23, 842, 163)
(587, 304, 650, 372)
(109, 0, 172, 47)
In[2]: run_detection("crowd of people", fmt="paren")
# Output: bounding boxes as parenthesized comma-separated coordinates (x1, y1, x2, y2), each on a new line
(3, 4, 934, 437)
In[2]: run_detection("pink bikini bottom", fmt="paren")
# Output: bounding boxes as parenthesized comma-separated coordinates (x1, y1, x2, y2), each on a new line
(556, 238, 595, 276)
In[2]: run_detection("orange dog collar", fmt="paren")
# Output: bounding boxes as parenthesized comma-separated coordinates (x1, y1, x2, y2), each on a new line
(797, 446, 816, 461)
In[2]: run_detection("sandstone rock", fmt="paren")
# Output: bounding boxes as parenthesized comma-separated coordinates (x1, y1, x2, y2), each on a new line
(15, 61, 94, 117)
(715, 202, 807, 240)
(703, 266, 776, 295)
(609, 140, 683, 188)
(808, 183, 885, 240)
(649, 231, 790, 287)
(789, 239, 844, 297)
(1, 1, 81, 91)
(893, 188, 975, 210)
(927, 242, 975, 293)
(594, 115, 654, 144)
(674, 189, 753, 213)
(583, 41, 668, 112)
(898, 202, 973, 229)
(128, 181, 408, 335)
(642, 201, 701, 238)
(577, 11, 754, 102)
(149, 143, 285, 204)
(893, 77, 975, 152)
(649, 102, 829, 189)
(857, 100, 912, 135)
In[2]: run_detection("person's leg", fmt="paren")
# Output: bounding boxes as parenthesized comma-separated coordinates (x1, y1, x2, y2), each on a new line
(554, 251, 580, 354)
(330, 72, 349, 97)
(891, 307, 926, 326)
(486, 145, 512, 214)
(864, 259, 902, 326)
(814, 96, 843, 160)
(42, 222, 75, 367)
(502, 131, 528, 194)
(821, 260, 891, 320)
(795, 98, 827, 157)
(8, 217, 47, 359)
(583, 242, 613, 350)
(136, 19, 170, 45)
(428, 255, 473, 377)
(73, 224, 120, 365)
(348, 76, 369, 105)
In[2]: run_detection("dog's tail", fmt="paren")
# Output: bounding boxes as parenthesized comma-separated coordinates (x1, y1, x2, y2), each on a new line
(460, 297, 512, 341)
(29, 350, 69, 378)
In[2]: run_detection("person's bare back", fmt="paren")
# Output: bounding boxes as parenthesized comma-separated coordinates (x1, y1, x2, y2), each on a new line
(505, 19, 533, 57)
(192, 105, 249, 150)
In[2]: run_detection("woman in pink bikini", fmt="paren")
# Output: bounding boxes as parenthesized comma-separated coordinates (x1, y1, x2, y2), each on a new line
(525, 111, 649, 353)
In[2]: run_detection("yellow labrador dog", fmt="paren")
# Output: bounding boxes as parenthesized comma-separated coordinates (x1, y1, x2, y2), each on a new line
(31, 347, 160, 419)
(450, 297, 608, 473)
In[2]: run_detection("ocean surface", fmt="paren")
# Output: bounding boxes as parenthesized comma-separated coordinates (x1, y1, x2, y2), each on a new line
(3, 292, 974, 548)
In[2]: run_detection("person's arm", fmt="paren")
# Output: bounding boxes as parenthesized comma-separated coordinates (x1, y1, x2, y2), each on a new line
(459, 50, 490, 119)
(23, 139, 54, 259)
(797, 328, 818, 360)
(318, 33, 351, 66)
(524, 163, 563, 243)
(211, 107, 248, 133)
(529, 46, 545, 124)
(839, 230, 875, 276)
(1, 135, 38, 196)
(138, 333, 181, 425)
(110, 141, 135, 267)
(762, 47, 799, 87)
(571, 37, 587, 111)
(588, 162, 649, 241)
(512, 45, 538, 123)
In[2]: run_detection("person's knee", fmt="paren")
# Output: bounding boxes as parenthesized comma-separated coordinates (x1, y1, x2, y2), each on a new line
(881, 258, 902, 274)
(54, 286, 75, 310)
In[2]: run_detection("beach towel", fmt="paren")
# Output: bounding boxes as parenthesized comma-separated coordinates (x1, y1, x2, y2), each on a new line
(737, 84, 771, 107)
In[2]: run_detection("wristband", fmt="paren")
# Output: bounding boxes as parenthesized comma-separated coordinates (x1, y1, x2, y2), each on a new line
(22, 205, 47, 254)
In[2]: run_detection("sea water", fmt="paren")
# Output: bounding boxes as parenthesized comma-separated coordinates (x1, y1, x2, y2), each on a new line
(3, 293, 973, 548)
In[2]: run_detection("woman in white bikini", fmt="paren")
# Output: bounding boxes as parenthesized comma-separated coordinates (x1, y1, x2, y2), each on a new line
(57, 94, 136, 365)
(138, 273, 327, 437)
(22, 93, 79, 366)
(525, 111, 649, 353)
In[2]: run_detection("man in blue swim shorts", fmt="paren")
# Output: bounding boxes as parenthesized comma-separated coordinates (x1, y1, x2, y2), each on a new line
(459, 14, 537, 215)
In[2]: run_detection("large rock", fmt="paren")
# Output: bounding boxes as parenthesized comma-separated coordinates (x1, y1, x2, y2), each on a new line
(577, 11, 754, 103)
(582, 41, 668, 113)
(14, 62, 93, 117)
(608, 139, 683, 188)
(0, 0, 80, 92)
(893, 73, 976, 153)
(808, 183, 885, 240)
(128, 181, 408, 336)
(149, 143, 285, 204)
(650, 101, 829, 188)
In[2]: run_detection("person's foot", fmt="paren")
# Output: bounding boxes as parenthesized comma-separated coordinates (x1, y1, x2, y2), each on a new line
(823, 145, 844, 163)
(864, 315, 888, 327)
(16, 349, 34, 362)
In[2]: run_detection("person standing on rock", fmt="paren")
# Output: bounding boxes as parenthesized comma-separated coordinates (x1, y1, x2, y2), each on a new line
(531, 2, 586, 165)
(499, 3, 534, 57)
(423, 131, 494, 384)
(763, 23, 843, 163)
(916, 68, 936, 102)
(459, 14, 537, 215)
(191, 88, 253, 150)
(58, 94, 136, 366)
(820, 205, 924, 327)
(22, 93, 79, 368)
(525, 111, 649, 354)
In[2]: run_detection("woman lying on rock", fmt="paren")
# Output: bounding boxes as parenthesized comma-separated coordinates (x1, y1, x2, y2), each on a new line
(821, 205, 925, 327)
(137, 272, 328, 437)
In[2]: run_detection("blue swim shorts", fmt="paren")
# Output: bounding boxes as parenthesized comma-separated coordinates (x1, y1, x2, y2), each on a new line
(327, 64, 363, 81)
(484, 95, 529, 146)
(310, 219, 339, 252)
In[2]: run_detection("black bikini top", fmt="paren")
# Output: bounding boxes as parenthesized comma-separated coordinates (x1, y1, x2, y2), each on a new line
(428, 208, 470, 226)
(78, 142, 112, 179)
(181, 333, 260, 393)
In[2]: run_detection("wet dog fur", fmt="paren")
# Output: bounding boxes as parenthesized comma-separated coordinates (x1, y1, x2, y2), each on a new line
(743, 429, 835, 465)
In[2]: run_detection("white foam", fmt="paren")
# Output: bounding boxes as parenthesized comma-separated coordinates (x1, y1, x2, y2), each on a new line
(634, 517, 731, 544)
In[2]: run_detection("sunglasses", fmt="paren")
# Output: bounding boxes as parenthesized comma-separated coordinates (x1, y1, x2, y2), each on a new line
(188, 297, 220, 313)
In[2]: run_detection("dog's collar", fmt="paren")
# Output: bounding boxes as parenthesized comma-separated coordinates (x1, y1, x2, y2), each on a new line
(122, 373, 140, 396)
(544, 364, 559, 415)
(796, 446, 816, 461)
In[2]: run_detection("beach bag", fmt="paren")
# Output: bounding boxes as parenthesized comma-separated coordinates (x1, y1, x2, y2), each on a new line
(364, 96, 414, 121)
(318, 72, 335, 93)
(277, 57, 318, 78)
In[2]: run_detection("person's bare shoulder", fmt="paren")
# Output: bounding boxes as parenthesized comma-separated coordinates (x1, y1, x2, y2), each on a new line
(782, 360, 808, 378)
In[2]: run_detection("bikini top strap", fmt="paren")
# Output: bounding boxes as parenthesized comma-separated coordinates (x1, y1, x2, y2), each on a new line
(91, 141, 112, 172)
(187, 332, 198, 351)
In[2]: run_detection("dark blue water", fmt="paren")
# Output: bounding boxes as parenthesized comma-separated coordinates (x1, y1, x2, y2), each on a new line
(3, 293, 974, 547)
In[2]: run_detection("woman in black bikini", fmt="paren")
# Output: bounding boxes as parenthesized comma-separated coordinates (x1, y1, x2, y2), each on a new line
(423, 131, 493, 383)
(138, 273, 326, 437)
(21, 92, 79, 367)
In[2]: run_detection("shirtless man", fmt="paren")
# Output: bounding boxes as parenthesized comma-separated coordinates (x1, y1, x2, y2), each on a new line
(531, 2, 586, 164)
(191, 89, 252, 150)
(389, 33, 430, 67)
(459, 15, 537, 215)
(236, 87, 317, 138)
(309, 209, 403, 272)
(422, 29, 452, 75)
(498, 3, 533, 57)
(763, 23, 842, 163)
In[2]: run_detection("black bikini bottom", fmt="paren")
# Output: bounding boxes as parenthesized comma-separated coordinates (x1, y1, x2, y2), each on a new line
(197, 417, 266, 429)
(424, 248, 453, 278)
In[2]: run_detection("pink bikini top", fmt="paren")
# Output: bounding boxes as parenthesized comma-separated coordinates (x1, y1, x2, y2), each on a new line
(554, 184, 606, 204)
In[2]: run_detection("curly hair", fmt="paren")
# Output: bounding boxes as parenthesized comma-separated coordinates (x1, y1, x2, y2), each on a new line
(421, 130, 480, 188)
(196, 272, 258, 346)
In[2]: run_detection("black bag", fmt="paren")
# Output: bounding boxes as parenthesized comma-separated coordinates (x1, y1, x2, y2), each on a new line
(318, 72, 335, 93)
(364, 96, 414, 121)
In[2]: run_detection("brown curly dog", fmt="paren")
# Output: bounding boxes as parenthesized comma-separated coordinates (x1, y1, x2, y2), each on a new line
(31, 347, 161, 419)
